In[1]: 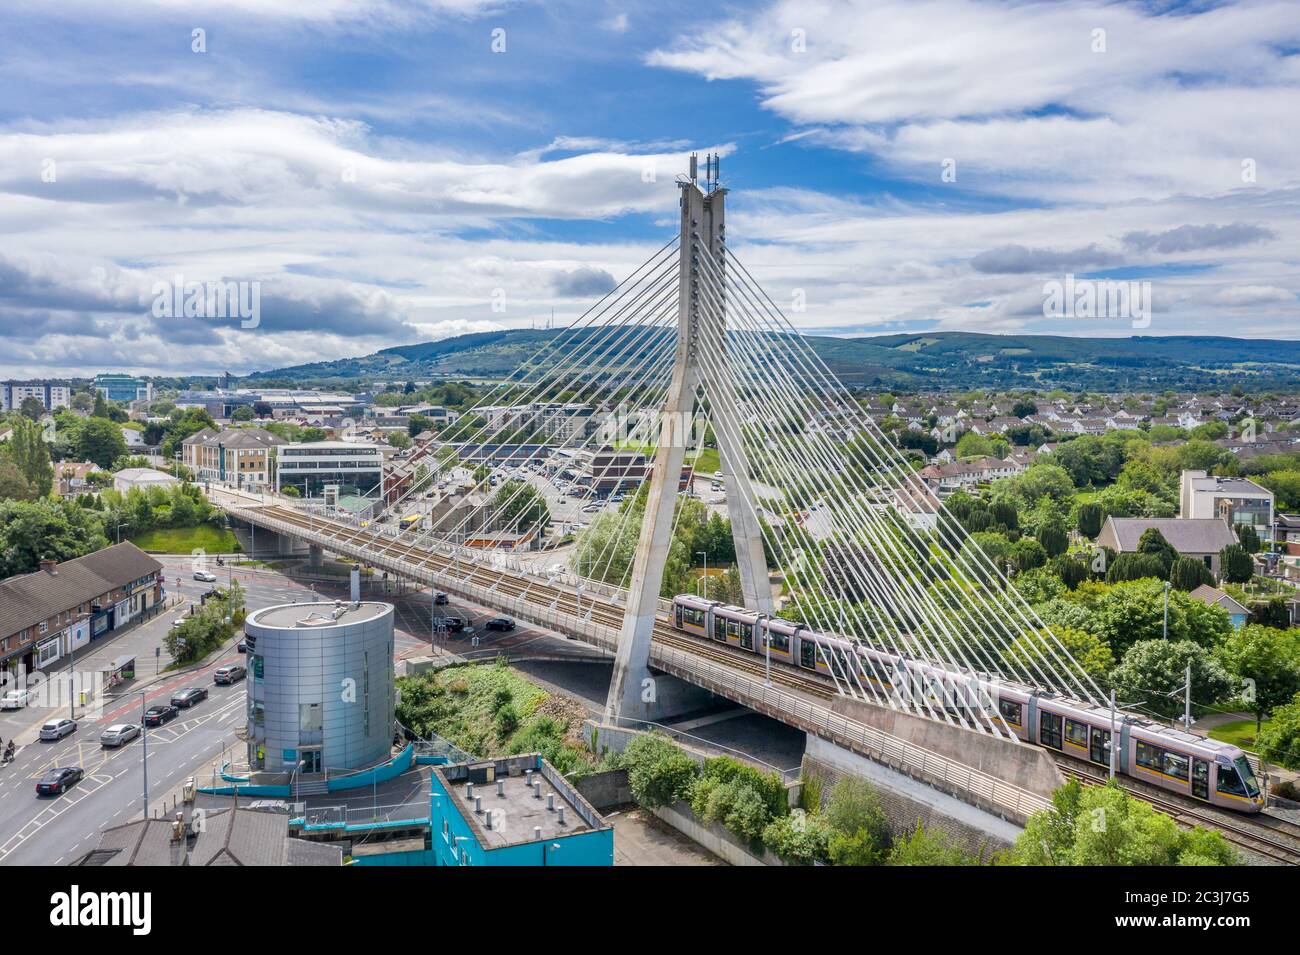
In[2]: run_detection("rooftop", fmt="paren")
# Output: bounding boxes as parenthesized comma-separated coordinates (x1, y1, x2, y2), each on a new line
(435, 755, 604, 849)
(247, 600, 392, 629)
(0, 543, 162, 639)
(1102, 517, 1240, 554)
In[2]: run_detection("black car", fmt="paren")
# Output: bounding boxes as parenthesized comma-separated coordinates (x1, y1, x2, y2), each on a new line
(438, 615, 466, 632)
(434, 592, 449, 605)
(236, 639, 249, 653)
(171, 686, 208, 708)
(143, 704, 178, 727)
(36, 766, 84, 796)
(485, 617, 516, 632)
(214, 664, 246, 685)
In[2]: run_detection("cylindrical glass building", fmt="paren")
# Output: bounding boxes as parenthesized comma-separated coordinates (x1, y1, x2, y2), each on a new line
(243, 601, 395, 774)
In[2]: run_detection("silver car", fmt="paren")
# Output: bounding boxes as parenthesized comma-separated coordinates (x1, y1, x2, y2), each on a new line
(100, 723, 141, 748)
(39, 718, 77, 741)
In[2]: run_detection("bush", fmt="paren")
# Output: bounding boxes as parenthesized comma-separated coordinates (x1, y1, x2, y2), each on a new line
(1170, 555, 1213, 591)
(1219, 544, 1253, 584)
(494, 702, 519, 738)
(887, 824, 975, 865)
(622, 733, 699, 808)
(695, 756, 788, 818)
(763, 811, 832, 865)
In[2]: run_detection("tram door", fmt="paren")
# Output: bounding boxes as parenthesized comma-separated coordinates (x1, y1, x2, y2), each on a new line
(1192, 758, 1210, 800)
(1089, 726, 1110, 766)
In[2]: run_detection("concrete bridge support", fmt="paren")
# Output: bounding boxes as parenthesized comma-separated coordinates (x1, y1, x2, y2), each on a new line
(307, 544, 325, 569)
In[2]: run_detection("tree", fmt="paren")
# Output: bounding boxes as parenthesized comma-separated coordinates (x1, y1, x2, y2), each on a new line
(1090, 580, 1232, 654)
(1218, 544, 1253, 584)
(1013, 780, 1236, 865)
(1136, 528, 1178, 576)
(490, 479, 550, 535)
(229, 405, 254, 422)
(1109, 640, 1232, 721)
(18, 396, 44, 420)
(887, 824, 973, 865)
(7, 417, 53, 498)
(1219, 625, 1300, 731)
(1035, 520, 1068, 558)
(74, 417, 128, 469)
(1076, 502, 1103, 539)
(1050, 554, 1091, 590)
(1011, 537, 1047, 572)
(1169, 555, 1213, 591)
(820, 777, 891, 866)
(1257, 694, 1300, 771)
(0, 455, 33, 501)
(1235, 523, 1261, 554)
(1105, 552, 1167, 584)
(0, 498, 109, 577)
(387, 430, 412, 450)
(622, 733, 698, 808)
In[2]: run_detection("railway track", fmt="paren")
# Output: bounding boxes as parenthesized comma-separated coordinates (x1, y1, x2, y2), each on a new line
(1053, 756, 1300, 865)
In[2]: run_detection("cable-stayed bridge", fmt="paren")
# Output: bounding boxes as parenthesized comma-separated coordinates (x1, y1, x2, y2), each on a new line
(210, 162, 1109, 823)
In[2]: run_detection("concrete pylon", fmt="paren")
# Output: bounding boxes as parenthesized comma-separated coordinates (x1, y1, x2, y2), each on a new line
(605, 173, 772, 723)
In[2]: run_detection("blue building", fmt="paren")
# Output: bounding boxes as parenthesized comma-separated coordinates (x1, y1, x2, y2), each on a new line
(95, 373, 153, 405)
(428, 754, 613, 866)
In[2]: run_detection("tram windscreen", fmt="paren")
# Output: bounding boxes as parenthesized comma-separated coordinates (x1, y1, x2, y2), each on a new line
(1234, 756, 1260, 797)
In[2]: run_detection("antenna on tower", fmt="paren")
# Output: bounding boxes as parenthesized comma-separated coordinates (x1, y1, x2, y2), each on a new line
(688, 152, 698, 184)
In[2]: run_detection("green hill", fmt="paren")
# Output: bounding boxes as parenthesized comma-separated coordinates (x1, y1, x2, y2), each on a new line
(244, 331, 1300, 393)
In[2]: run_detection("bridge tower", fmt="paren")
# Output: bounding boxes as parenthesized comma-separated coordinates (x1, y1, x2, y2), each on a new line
(605, 157, 773, 722)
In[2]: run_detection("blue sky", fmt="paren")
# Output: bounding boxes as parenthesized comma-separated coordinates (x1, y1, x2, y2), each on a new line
(1, 0, 1298, 376)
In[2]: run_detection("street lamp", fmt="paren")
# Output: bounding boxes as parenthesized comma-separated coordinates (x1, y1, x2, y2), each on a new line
(115, 523, 128, 545)
(696, 551, 708, 599)
(1163, 580, 1171, 640)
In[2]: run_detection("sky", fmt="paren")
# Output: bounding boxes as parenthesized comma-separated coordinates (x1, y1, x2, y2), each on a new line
(0, 0, 1298, 378)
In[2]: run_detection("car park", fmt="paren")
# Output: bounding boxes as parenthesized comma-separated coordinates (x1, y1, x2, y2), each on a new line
(193, 570, 217, 583)
(214, 664, 246, 685)
(143, 704, 178, 727)
(39, 718, 77, 741)
(171, 686, 208, 708)
(36, 767, 84, 796)
(485, 617, 516, 632)
(100, 723, 141, 748)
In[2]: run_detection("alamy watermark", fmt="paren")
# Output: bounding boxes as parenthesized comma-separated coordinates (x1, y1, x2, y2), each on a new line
(1043, 273, 1151, 328)
(151, 274, 261, 329)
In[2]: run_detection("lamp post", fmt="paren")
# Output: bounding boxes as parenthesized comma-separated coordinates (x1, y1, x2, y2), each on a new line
(115, 523, 128, 545)
(1163, 580, 1171, 640)
(696, 551, 708, 600)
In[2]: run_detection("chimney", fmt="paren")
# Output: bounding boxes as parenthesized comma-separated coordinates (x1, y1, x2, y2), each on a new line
(39, 559, 57, 575)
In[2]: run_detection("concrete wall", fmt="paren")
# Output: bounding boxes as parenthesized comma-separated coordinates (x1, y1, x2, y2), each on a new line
(828, 695, 1063, 798)
(649, 801, 784, 867)
(574, 769, 632, 811)
(803, 735, 1020, 859)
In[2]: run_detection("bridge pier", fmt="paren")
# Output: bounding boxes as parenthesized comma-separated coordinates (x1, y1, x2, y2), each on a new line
(608, 669, 719, 725)
(307, 544, 324, 569)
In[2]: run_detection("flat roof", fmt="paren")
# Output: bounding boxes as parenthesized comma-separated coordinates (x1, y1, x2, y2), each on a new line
(248, 601, 392, 629)
(436, 760, 595, 849)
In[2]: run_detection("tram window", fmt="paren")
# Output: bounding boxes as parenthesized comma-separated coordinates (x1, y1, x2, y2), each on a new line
(799, 639, 817, 669)
(1234, 756, 1260, 797)
(1162, 751, 1190, 781)
(1136, 742, 1189, 781)
(728, 619, 745, 639)
(1038, 711, 1063, 750)
(713, 616, 727, 640)
(1064, 719, 1089, 748)
(767, 629, 789, 652)
(1216, 765, 1247, 797)
(675, 605, 682, 627)
(998, 700, 1021, 727)
(684, 608, 705, 628)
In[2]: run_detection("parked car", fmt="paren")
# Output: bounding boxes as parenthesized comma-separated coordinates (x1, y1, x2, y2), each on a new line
(439, 615, 466, 632)
(172, 616, 187, 628)
(710, 481, 722, 492)
(193, 570, 217, 583)
(485, 617, 516, 632)
(236, 638, 249, 653)
(143, 704, 178, 727)
(214, 664, 246, 685)
(434, 592, 449, 605)
(100, 723, 141, 748)
(0, 687, 34, 710)
(171, 686, 208, 708)
(36, 766, 84, 796)
(581, 503, 603, 513)
(39, 718, 77, 741)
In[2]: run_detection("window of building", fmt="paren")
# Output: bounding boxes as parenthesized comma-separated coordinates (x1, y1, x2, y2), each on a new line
(299, 702, 322, 732)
